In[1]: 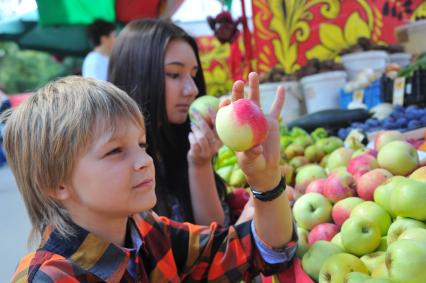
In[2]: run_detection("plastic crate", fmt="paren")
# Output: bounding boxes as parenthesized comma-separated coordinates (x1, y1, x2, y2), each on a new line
(340, 79, 382, 109)
(380, 69, 426, 107)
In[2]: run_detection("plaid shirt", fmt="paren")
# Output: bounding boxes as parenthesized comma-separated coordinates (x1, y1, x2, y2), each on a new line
(12, 212, 297, 282)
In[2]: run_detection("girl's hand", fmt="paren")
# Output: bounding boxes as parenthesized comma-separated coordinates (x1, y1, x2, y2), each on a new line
(221, 72, 285, 191)
(187, 108, 222, 167)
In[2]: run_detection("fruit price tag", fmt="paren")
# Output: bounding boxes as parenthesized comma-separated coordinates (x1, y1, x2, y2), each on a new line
(352, 89, 364, 103)
(393, 77, 405, 106)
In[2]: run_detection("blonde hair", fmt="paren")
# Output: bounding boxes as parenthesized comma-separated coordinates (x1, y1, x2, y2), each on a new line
(1, 76, 144, 244)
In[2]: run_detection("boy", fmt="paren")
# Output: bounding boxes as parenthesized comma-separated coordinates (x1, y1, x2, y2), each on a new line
(82, 19, 116, 81)
(4, 74, 296, 282)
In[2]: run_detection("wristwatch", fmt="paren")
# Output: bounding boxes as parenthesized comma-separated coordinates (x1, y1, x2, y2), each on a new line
(250, 177, 286, 202)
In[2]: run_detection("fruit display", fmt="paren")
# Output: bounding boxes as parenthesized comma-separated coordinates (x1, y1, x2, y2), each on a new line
(338, 105, 426, 140)
(288, 129, 426, 283)
(339, 37, 404, 56)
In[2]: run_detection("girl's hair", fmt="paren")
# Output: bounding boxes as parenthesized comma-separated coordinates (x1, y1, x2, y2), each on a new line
(1, 76, 144, 244)
(109, 19, 225, 221)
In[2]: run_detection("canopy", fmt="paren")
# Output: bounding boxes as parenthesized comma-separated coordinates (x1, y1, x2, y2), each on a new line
(0, 0, 184, 56)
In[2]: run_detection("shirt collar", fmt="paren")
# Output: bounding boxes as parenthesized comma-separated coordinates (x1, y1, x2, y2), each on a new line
(42, 217, 142, 282)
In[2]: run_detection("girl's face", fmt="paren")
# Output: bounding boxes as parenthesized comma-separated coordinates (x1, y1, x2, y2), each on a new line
(164, 39, 199, 124)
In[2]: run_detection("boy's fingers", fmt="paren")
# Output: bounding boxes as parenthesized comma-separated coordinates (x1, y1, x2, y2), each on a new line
(231, 80, 245, 102)
(248, 72, 260, 106)
(269, 85, 285, 119)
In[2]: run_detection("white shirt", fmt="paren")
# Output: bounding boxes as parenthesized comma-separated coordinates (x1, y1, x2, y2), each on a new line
(82, 51, 109, 81)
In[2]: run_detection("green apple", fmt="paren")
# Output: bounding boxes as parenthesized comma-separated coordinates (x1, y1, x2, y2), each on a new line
(305, 144, 325, 163)
(374, 130, 404, 151)
(332, 197, 364, 226)
(398, 228, 426, 243)
(216, 98, 268, 152)
(295, 164, 327, 193)
(390, 178, 426, 221)
(326, 147, 354, 172)
(409, 166, 426, 182)
(316, 136, 344, 155)
(345, 272, 370, 283)
(373, 176, 406, 217)
(386, 239, 426, 283)
(376, 236, 387, 252)
(289, 156, 309, 170)
(302, 240, 343, 282)
(331, 232, 344, 249)
(285, 143, 305, 160)
(318, 253, 368, 283)
(364, 279, 391, 283)
(377, 141, 419, 176)
(189, 95, 220, 123)
(350, 201, 391, 236)
(293, 135, 314, 148)
(229, 167, 246, 187)
(371, 262, 388, 279)
(292, 192, 332, 230)
(296, 227, 310, 258)
(360, 251, 385, 274)
(341, 216, 381, 256)
(387, 217, 426, 245)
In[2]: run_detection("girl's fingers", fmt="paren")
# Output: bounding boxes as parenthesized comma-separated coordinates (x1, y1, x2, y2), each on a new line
(247, 72, 260, 106)
(231, 80, 245, 102)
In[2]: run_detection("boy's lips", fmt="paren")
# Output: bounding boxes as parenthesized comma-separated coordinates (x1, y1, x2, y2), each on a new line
(133, 178, 154, 189)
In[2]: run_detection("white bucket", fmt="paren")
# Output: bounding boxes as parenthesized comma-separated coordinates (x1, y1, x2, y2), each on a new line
(341, 51, 390, 80)
(395, 20, 426, 55)
(300, 71, 347, 114)
(389, 52, 412, 67)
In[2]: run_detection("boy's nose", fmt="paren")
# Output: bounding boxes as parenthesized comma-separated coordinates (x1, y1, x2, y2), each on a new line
(134, 153, 153, 171)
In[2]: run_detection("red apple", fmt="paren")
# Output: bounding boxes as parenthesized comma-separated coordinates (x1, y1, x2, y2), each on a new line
(323, 171, 356, 203)
(347, 154, 379, 179)
(308, 223, 340, 244)
(356, 168, 393, 201)
(306, 178, 327, 195)
(216, 98, 268, 151)
(332, 197, 364, 226)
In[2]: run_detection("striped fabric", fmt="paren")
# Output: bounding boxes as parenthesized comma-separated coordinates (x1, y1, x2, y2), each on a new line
(12, 211, 296, 282)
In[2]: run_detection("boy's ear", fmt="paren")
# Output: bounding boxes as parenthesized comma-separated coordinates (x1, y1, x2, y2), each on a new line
(50, 184, 71, 201)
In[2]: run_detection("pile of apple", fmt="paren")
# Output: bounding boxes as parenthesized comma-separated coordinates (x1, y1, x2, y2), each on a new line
(293, 130, 426, 283)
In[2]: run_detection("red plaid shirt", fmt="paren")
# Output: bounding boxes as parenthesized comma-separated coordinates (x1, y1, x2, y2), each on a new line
(12, 211, 296, 282)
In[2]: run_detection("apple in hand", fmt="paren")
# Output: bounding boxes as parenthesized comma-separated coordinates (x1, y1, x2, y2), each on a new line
(216, 98, 268, 151)
(292, 192, 332, 230)
(374, 130, 404, 151)
(341, 216, 381, 256)
(319, 253, 368, 283)
(308, 223, 340, 244)
(189, 95, 220, 124)
(387, 217, 426, 245)
(377, 141, 419, 176)
(326, 147, 354, 172)
(323, 171, 355, 203)
(351, 201, 391, 236)
(398, 228, 426, 243)
(361, 251, 386, 274)
(302, 240, 343, 282)
(356, 168, 393, 201)
(347, 154, 379, 179)
(332, 197, 364, 226)
(305, 178, 327, 194)
(390, 178, 426, 221)
(409, 166, 426, 182)
(386, 239, 426, 283)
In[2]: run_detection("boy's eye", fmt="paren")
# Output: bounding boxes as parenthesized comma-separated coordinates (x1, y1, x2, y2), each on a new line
(105, 147, 122, 156)
(166, 72, 180, 79)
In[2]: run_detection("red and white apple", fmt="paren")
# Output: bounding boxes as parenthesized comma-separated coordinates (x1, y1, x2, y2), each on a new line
(308, 223, 340, 244)
(356, 168, 393, 201)
(374, 130, 404, 151)
(332, 197, 364, 226)
(323, 171, 356, 203)
(326, 147, 354, 172)
(216, 98, 268, 151)
(295, 164, 327, 193)
(347, 154, 379, 179)
(305, 178, 327, 195)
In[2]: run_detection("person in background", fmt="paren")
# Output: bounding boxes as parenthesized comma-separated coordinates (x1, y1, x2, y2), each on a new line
(109, 19, 248, 226)
(0, 86, 11, 166)
(82, 19, 116, 81)
(5, 75, 296, 282)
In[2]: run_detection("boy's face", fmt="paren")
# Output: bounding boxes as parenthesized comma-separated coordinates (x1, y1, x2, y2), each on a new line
(59, 119, 156, 224)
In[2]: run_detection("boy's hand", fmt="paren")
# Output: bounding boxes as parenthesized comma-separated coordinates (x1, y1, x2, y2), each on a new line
(223, 72, 285, 191)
